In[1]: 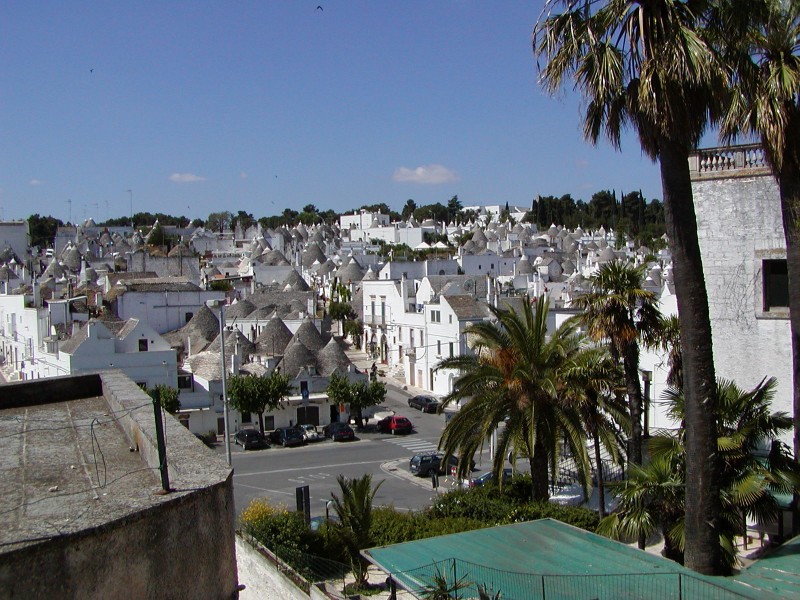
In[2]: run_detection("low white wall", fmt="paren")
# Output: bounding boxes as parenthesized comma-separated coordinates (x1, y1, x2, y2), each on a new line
(236, 534, 310, 600)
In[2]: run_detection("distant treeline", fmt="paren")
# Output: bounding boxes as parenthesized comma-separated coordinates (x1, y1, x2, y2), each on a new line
(26, 189, 666, 250)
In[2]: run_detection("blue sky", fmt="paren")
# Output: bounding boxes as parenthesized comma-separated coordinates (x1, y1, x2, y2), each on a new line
(0, 2, 663, 224)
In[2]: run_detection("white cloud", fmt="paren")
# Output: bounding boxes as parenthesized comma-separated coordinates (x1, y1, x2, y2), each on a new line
(29, 179, 43, 186)
(169, 172, 206, 183)
(392, 164, 459, 184)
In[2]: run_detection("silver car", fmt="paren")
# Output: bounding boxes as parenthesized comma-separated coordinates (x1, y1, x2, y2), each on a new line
(297, 423, 323, 442)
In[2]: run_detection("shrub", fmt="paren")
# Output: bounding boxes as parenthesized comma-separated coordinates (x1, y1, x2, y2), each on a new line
(504, 502, 599, 532)
(428, 488, 511, 522)
(370, 507, 487, 547)
(239, 500, 316, 557)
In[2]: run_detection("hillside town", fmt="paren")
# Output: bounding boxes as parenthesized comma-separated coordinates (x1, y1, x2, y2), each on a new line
(1, 143, 798, 598)
(3, 1, 800, 598)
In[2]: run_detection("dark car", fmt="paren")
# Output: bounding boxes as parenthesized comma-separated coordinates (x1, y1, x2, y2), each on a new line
(323, 421, 356, 441)
(376, 415, 413, 435)
(465, 468, 514, 488)
(408, 395, 440, 413)
(269, 427, 305, 447)
(234, 429, 269, 450)
(409, 452, 444, 476)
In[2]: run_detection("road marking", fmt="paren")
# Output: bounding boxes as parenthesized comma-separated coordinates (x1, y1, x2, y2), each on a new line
(233, 458, 385, 478)
(234, 481, 294, 496)
(383, 438, 438, 453)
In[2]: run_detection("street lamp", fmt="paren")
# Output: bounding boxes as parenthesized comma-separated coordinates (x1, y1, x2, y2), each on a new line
(640, 369, 652, 438)
(207, 299, 231, 466)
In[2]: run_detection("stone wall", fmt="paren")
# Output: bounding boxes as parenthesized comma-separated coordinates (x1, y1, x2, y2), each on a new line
(0, 371, 238, 599)
(236, 534, 311, 600)
(692, 172, 792, 440)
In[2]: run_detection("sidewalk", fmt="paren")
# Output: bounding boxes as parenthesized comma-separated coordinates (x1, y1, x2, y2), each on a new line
(344, 344, 433, 399)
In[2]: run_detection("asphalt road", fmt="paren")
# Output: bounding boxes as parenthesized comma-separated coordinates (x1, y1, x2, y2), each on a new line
(226, 383, 477, 518)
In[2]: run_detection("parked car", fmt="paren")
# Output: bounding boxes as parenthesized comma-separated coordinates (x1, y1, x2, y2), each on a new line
(409, 452, 444, 476)
(376, 415, 413, 435)
(322, 421, 356, 441)
(269, 427, 305, 447)
(297, 423, 323, 442)
(408, 395, 440, 413)
(464, 468, 513, 488)
(234, 429, 269, 450)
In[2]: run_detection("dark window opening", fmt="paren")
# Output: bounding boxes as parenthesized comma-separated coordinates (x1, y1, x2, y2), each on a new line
(763, 259, 789, 310)
(178, 374, 193, 390)
(138, 339, 149, 352)
(185, 312, 193, 323)
(241, 412, 252, 424)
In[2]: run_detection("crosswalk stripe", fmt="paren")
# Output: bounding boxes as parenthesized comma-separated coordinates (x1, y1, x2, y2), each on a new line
(384, 438, 438, 452)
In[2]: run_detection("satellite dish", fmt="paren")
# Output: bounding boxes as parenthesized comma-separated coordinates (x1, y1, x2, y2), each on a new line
(463, 279, 474, 292)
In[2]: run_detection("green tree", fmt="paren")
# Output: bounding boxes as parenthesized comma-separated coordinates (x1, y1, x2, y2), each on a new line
(446, 195, 462, 223)
(570, 261, 661, 468)
(599, 377, 800, 571)
(329, 301, 356, 335)
(401, 199, 417, 220)
(436, 295, 592, 501)
(329, 474, 383, 588)
(534, 2, 723, 571)
(232, 210, 256, 232)
(206, 211, 233, 233)
(718, 0, 800, 462)
(28, 214, 64, 250)
(228, 370, 295, 433)
(326, 373, 386, 428)
(149, 385, 181, 414)
(561, 347, 628, 519)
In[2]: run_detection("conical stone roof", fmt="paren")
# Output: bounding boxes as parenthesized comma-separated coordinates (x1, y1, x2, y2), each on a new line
(255, 317, 294, 356)
(291, 318, 325, 353)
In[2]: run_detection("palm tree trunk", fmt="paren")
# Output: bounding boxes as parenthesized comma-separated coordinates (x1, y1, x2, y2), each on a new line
(659, 138, 720, 575)
(593, 434, 606, 519)
(531, 439, 550, 502)
(777, 163, 800, 536)
(623, 341, 644, 466)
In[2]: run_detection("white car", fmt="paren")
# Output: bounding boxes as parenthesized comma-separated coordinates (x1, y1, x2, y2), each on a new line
(297, 424, 323, 442)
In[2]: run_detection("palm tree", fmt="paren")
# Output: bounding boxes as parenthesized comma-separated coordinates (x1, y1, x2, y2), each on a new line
(600, 377, 800, 571)
(436, 295, 592, 502)
(570, 261, 661, 467)
(329, 474, 384, 589)
(561, 346, 628, 518)
(717, 0, 800, 462)
(534, 1, 724, 573)
(656, 314, 684, 391)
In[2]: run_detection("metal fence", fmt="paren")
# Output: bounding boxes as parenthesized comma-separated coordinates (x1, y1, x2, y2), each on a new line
(390, 558, 754, 600)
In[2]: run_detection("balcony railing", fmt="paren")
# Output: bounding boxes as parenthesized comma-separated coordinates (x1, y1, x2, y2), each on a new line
(366, 314, 386, 326)
(689, 143, 770, 179)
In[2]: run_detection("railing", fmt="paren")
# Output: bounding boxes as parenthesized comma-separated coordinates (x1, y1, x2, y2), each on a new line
(390, 558, 755, 600)
(366, 314, 386, 326)
(689, 144, 770, 178)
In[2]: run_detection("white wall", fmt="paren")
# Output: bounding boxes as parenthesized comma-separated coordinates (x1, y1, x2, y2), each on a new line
(692, 172, 792, 444)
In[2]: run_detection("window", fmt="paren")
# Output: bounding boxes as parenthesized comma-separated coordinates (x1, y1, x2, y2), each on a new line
(178, 374, 193, 390)
(437, 340, 441, 355)
(431, 310, 441, 323)
(449, 314, 453, 324)
(449, 342, 454, 357)
(138, 339, 149, 352)
(763, 259, 789, 311)
(184, 312, 193, 323)
(241, 412, 252, 424)
(263, 415, 275, 431)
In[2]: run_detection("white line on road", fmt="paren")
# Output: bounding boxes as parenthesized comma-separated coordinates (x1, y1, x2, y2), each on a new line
(233, 458, 386, 478)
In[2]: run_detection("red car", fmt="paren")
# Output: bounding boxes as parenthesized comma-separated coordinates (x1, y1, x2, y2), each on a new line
(377, 415, 413, 435)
